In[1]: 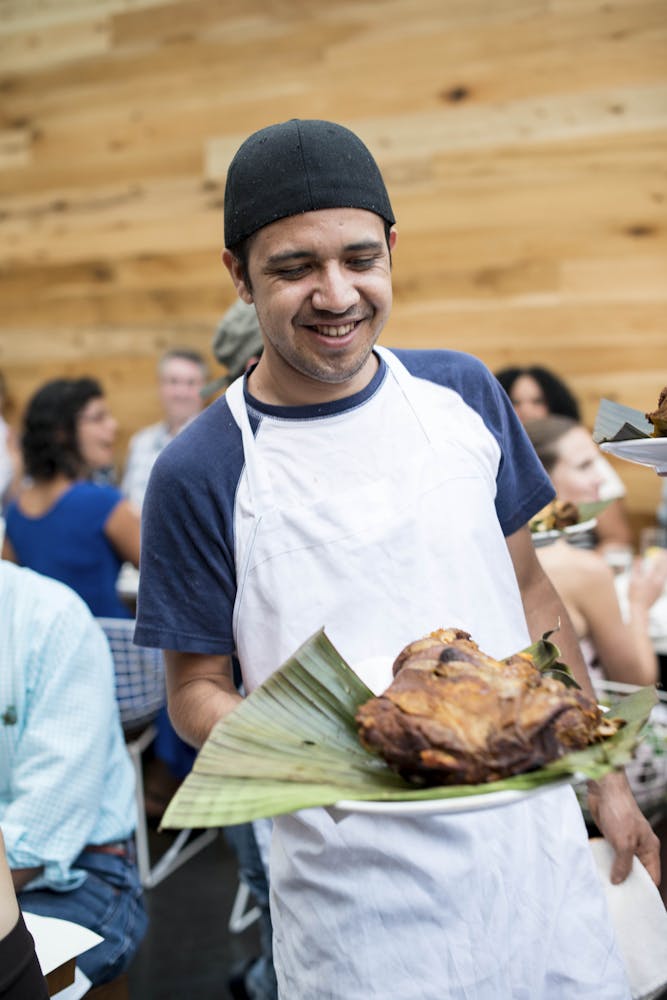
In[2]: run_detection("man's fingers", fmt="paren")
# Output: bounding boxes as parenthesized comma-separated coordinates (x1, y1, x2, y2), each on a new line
(636, 835, 662, 887)
(610, 845, 634, 885)
(611, 832, 661, 886)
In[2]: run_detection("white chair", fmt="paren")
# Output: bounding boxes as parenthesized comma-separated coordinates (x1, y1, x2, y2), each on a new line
(96, 617, 217, 889)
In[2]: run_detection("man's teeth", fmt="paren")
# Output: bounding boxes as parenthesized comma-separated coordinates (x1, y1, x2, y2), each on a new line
(314, 322, 357, 337)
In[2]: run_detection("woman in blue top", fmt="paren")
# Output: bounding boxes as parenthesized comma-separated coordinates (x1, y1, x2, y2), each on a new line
(1, 377, 140, 619)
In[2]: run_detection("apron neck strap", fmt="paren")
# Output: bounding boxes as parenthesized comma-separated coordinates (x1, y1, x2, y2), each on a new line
(225, 347, 433, 512)
(375, 346, 434, 444)
(225, 376, 275, 512)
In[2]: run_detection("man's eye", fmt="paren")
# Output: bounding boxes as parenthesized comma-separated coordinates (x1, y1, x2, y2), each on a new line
(276, 265, 309, 279)
(348, 257, 376, 270)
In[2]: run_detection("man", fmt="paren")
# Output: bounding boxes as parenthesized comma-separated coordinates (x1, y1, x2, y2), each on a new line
(0, 561, 147, 986)
(121, 346, 208, 510)
(136, 119, 658, 999)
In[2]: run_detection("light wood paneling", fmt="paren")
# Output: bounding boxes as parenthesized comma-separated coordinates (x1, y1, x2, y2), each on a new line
(0, 0, 665, 533)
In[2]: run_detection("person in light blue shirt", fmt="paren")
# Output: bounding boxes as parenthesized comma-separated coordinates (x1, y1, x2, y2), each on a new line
(0, 562, 147, 986)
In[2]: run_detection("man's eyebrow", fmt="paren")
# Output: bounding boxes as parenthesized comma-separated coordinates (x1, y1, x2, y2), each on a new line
(265, 250, 311, 266)
(265, 240, 385, 267)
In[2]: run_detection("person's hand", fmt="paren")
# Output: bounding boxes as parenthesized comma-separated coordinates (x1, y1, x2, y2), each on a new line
(627, 552, 667, 611)
(587, 769, 660, 885)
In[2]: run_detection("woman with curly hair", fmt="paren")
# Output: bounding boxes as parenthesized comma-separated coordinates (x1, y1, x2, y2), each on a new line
(1, 377, 140, 618)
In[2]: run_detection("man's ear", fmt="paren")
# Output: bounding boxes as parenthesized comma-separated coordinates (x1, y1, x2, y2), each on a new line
(222, 249, 253, 304)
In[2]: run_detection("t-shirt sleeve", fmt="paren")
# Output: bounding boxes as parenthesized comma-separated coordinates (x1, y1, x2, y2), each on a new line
(134, 407, 240, 654)
(468, 361, 555, 535)
(395, 350, 555, 535)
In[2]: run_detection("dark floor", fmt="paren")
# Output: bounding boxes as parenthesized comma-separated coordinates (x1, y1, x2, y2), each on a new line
(127, 828, 260, 1000)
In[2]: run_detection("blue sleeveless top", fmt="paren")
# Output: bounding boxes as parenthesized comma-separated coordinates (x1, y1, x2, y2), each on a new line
(5, 481, 131, 618)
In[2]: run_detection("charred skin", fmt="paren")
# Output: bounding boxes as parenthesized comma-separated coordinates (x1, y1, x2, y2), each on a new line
(646, 385, 667, 438)
(357, 630, 619, 786)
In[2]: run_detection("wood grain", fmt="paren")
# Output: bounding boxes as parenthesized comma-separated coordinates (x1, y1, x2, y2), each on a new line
(0, 0, 665, 531)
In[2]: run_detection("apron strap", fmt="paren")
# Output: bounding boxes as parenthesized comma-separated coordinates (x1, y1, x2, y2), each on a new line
(225, 376, 275, 514)
(225, 348, 433, 514)
(375, 346, 435, 444)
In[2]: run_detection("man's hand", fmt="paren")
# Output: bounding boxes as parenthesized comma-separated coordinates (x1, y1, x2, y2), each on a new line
(587, 769, 660, 885)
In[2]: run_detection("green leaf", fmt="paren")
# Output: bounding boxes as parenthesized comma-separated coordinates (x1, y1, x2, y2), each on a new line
(514, 628, 580, 688)
(160, 630, 657, 830)
(577, 499, 613, 523)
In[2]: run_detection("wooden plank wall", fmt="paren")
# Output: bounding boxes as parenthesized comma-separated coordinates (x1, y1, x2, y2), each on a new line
(0, 0, 665, 533)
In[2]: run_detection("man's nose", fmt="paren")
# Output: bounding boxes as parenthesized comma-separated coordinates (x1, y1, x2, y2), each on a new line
(311, 265, 360, 313)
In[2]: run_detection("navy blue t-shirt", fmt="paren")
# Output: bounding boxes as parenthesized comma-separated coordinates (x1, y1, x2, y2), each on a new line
(135, 349, 553, 654)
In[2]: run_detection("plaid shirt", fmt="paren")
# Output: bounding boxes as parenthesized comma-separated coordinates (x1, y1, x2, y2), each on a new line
(121, 421, 173, 511)
(0, 563, 136, 891)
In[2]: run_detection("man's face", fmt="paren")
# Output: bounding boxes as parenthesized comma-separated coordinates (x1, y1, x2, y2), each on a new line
(158, 357, 205, 429)
(225, 208, 396, 404)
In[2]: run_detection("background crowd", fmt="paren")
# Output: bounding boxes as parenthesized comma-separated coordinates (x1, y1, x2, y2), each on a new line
(1, 324, 666, 997)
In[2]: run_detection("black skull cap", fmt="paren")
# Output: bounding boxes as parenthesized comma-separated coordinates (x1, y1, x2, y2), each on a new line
(223, 118, 395, 247)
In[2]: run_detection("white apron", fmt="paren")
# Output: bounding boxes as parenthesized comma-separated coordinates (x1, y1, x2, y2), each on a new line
(226, 349, 628, 1000)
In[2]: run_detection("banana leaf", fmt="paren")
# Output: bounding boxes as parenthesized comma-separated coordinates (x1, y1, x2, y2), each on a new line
(161, 629, 657, 830)
(518, 626, 580, 688)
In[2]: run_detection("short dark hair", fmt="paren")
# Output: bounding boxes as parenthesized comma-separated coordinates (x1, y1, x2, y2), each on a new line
(22, 377, 104, 481)
(523, 415, 579, 474)
(228, 219, 395, 291)
(495, 365, 581, 421)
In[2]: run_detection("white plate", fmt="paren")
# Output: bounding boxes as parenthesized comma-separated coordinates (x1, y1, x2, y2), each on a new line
(531, 517, 597, 549)
(332, 776, 577, 818)
(600, 438, 667, 475)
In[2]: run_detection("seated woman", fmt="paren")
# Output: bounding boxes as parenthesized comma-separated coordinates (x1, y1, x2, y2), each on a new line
(524, 415, 667, 687)
(496, 364, 633, 554)
(1, 377, 140, 618)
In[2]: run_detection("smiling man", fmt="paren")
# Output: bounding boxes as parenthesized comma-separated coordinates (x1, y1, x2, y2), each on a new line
(135, 119, 656, 1000)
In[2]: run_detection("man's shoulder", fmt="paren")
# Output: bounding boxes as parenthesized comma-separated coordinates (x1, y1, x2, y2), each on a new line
(388, 347, 503, 419)
(388, 348, 492, 395)
(1, 562, 92, 622)
(149, 396, 244, 489)
(390, 347, 487, 379)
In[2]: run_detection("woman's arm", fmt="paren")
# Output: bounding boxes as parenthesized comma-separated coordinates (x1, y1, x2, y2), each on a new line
(104, 498, 141, 567)
(0, 829, 19, 942)
(1, 535, 18, 564)
(577, 554, 661, 687)
(0, 828, 49, 999)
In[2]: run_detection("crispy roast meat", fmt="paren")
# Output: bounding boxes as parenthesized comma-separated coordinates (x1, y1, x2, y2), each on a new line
(646, 385, 667, 438)
(356, 629, 620, 786)
(529, 499, 580, 533)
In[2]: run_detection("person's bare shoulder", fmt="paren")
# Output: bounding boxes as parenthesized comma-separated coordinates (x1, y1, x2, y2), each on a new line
(538, 540, 611, 590)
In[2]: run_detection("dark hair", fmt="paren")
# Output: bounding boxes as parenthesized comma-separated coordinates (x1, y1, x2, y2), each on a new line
(523, 415, 579, 474)
(21, 377, 104, 481)
(495, 365, 581, 421)
(228, 219, 395, 291)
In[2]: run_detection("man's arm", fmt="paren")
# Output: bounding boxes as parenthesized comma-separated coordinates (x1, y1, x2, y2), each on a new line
(506, 524, 661, 886)
(164, 651, 242, 749)
(4, 593, 124, 885)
